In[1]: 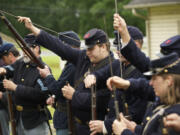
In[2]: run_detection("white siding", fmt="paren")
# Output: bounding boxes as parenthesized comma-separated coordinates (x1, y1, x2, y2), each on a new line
(148, 4, 180, 59)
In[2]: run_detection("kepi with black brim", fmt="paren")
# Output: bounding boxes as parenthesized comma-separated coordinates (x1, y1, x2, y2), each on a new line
(144, 52, 180, 79)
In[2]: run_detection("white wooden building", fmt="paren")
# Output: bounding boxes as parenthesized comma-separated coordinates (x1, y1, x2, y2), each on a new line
(124, 0, 180, 58)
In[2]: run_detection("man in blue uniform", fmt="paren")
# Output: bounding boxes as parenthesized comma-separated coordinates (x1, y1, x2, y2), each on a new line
(0, 35, 51, 135)
(0, 43, 20, 135)
(18, 16, 115, 135)
(84, 26, 148, 134)
(38, 31, 81, 135)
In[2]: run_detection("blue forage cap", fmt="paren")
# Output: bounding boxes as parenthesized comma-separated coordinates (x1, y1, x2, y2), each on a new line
(0, 43, 14, 57)
(24, 34, 39, 47)
(157, 35, 180, 57)
(59, 31, 81, 47)
(113, 26, 143, 45)
(0, 36, 2, 45)
(144, 52, 180, 77)
(127, 26, 143, 40)
(84, 28, 108, 49)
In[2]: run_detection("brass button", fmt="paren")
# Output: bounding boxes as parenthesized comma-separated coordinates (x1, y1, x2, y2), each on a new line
(26, 65, 29, 68)
(111, 95, 114, 98)
(146, 116, 150, 121)
(164, 69, 168, 73)
(16, 105, 23, 111)
(162, 128, 168, 134)
(107, 108, 110, 112)
(21, 78, 24, 82)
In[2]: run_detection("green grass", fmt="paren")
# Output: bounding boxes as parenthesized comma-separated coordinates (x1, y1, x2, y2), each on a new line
(42, 55, 62, 79)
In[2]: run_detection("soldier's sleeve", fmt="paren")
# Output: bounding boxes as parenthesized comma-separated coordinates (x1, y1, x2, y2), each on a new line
(116, 124, 142, 135)
(35, 30, 82, 66)
(4, 65, 15, 78)
(44, 64, 76, 101)
(121, 129, 136, 135)
(15, 80, 48, 104)
(127, 78, 155, 101)
(104, 118, 115, 134)
(71, 88, 112, 110)
(134, 125, 143, 134)
(121, 38, 151, 72)
(93, 60, 120, 86)
(71, 90, 91, 110)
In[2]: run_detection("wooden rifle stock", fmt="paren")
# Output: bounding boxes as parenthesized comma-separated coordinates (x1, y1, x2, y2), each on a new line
(112, 86, 120, 121)
(0, 12, 44, 68)
(66, 82, 74, 135)
(66, 100, 74, 135)
(7, 91, 16, 135)
(91, 85, 96, 120)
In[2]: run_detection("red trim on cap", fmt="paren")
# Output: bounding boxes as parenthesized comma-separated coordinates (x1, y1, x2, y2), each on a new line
(165, 40, 171, 44)
(84, 33, 90, 39)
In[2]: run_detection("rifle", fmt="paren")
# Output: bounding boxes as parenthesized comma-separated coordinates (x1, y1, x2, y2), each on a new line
(66, 82, 74, 135)
(0, 11, 46, 135)
(66, 100, 74, 135)
(112, 87, 120, 121)
(91, 84, 96, 121)
(7, 90, 16, 135)
(0, 12, 44, 69)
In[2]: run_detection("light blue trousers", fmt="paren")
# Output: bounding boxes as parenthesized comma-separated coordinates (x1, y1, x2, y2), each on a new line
(0, 109, 9, 135)
(17, 116, 49, 135)
(56, 128, 68, 135)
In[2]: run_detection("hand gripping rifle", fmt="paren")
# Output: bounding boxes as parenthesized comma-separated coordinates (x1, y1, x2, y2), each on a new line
(0, 11, 45, 135)
(6, 82, 16, 135)
(66, 82, 74, 135)
(91, 84, 96, 121)
(0, 11, 44, 69)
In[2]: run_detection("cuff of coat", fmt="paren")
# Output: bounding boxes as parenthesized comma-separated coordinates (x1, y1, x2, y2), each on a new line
(122, 129, 134, 135)
(121, 38, 135, 54)
(44, 75, 55, 85)
(128, 79, 136, 93)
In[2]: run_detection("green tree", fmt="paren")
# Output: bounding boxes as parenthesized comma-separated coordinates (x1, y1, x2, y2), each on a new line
(0, 0, 146, 39)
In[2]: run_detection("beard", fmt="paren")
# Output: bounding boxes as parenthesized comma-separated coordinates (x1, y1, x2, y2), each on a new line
(23, 55, 31, 63)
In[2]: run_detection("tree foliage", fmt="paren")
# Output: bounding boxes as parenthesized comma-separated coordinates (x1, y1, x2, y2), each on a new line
(0, 0, 146, 38)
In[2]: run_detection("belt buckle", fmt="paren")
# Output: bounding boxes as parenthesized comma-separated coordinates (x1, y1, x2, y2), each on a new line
(16, 105, 23, 111)
(75, 117, 82, 124)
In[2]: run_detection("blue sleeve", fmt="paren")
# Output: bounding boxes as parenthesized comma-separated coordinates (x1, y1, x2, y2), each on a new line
(44, 63, 76, 101)
(93, 60, 120, 86)
(122, 129, 136, 135)
(15, 82, 48, 104)
(104, 117, 115, 134)
(128, 78, 155, 101)
(36, 30, 83, 66)
(121, 39, 151, 72)
(71, 90, 91, 110)
(121, 125, 143, 135)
